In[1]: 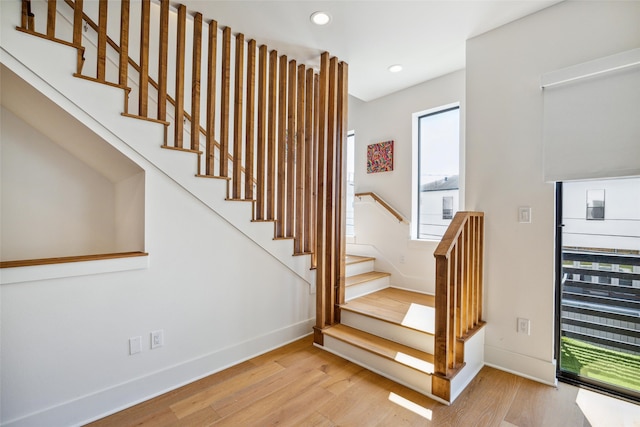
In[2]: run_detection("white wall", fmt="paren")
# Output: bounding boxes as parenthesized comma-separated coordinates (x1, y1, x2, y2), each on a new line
(465, 1, 640, 384)
(348, 70, 464, 293)
(0, 7, 314, 426)
(1, 107, 117, 260)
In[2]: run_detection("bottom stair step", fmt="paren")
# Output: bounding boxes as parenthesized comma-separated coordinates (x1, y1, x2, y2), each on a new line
(321, 324, 434, 396)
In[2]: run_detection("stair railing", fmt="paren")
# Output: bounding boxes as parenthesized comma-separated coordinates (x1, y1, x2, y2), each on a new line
(432, 211, 485, 401)
(17, 0, 347, 338)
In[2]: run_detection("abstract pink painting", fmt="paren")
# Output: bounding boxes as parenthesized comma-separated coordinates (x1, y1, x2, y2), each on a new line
(367, 140, 394, 173)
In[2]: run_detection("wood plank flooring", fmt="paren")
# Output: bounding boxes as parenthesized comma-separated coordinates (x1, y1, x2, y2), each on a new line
(87, 335, 638, 427)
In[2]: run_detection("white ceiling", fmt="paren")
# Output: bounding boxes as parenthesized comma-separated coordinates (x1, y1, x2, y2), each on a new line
(182, 1, 560, 101)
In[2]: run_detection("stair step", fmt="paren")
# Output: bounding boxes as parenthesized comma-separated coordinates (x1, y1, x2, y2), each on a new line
(345, 271, 390, 300)
(324, 324, 434, 375)
(346, 271, 390, 286)
(345, 254, 376, 276)
(341, 288, 435, 334)
(339, 288, 435, 353)
(345, 254, 375, 265)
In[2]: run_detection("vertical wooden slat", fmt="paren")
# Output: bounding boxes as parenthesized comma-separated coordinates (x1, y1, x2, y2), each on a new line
(219, 27, 231, 177)
(449, 246, 458, 369)
(255, 45, 267, 216)
(47, 0, 56, 38)
(303, 69, 315, 254)
(275, 54, 287, 237)
(285, 59, 297, 238)
(191, 13, 203, 151)
(245, 40, 257, 200)
(480, 214, 485, 321)
(314, 52, 330, 339)
(323, 56, 339, 325)
(174, 4, 186, 148)
(434, 254, 449, 376)
(294, 64, 306, 254)
(310, 73, 319, 269)
(118, 0, 130, 87)
(335, 61, 348, 309)
(266, 50, 277, 220)
(27, 0, 35, 31)
(232, 33, 245, 199)
(96, 0, 108, 81)
(73, 0, 83, 45)
(205, 19, 218, 175)
(21, 1, 28, 30)
(157, 0, 169, 121)
(73, 0, 84, 72)
(138, 0, 150, 117)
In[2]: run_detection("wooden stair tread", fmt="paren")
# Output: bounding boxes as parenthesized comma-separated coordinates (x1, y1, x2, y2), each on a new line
(323, 324, 434, 375)
(345, 254, 375, 265)
(345, 271, 390, 287)
(341, 288, 436, 335)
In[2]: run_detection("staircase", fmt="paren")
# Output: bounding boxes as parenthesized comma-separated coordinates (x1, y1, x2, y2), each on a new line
(321, 255, 438, 397)
(3, 0, 486, 407)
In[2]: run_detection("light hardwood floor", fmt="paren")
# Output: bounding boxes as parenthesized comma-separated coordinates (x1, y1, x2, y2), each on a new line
(87, 335, 639, 426)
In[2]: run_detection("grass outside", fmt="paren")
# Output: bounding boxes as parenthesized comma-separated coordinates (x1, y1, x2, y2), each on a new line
(560, 336, 640, 392)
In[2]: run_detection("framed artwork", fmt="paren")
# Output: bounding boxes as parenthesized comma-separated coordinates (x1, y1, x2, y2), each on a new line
(367, 140, 394, 173)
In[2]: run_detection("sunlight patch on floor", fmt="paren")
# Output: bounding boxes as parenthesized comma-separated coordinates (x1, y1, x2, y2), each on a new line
(401, 303, 435, 334)
(576, 388, 640, 427)
(394, 352, 434, 374)
(388, 392, 433, 420)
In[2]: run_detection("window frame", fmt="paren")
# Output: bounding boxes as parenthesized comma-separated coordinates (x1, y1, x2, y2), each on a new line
(411, 102, 461, 241)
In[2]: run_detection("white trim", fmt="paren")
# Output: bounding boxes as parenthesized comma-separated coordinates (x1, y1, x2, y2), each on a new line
(1, 320, 315, 427)
(484, 344, 557, 387)
(0, 256, 149, 285)
(541, 48, 640, 88)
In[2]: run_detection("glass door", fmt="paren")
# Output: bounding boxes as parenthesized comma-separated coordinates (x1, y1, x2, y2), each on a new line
(556, 178, 640, 401)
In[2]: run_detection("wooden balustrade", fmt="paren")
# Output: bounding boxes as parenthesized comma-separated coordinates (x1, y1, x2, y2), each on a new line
(19, 0, 347, 340)
(432, 211, 485, 401)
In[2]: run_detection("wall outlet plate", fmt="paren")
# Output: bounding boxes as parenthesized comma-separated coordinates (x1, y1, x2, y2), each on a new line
(151, 330, 164, 349)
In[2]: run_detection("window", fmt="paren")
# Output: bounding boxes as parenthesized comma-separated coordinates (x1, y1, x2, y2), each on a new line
(346, 132, 355, 236)
(586, 189, 605, 220)
(442, 196, 453, 220)
(414, 104, 460, 240)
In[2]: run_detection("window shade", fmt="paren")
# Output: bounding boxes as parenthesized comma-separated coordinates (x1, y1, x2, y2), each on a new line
(542, 48, 640, 182)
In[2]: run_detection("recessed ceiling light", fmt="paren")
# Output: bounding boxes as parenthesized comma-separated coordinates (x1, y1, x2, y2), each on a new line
(388, 64, 403, 73)
(310, 11, 331, 26)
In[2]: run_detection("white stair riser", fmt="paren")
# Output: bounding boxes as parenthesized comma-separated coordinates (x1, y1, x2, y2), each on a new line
(345, 260, 375, 277)
(450, 327, 485, 403)
(323, 335, 432, 396)
(346, 276, 390, 300)
(340, 311, 434, 354)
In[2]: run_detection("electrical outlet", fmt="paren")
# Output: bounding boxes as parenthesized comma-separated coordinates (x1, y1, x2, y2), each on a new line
(129, 336, 142, 355)
(399, 255, 406, 264)
(151, 330, 164, 349)
(517, 318, 531, 335)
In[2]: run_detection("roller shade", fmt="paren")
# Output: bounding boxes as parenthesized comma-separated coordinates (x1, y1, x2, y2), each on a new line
(542, 48, 640, 182)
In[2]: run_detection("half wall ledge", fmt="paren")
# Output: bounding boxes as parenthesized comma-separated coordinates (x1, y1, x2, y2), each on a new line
(0, 251, 149, 285)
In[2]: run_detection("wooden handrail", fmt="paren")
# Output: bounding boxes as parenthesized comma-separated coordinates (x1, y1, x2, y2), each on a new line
(355, 192, 407, 223)
(432, 211, 485, 402)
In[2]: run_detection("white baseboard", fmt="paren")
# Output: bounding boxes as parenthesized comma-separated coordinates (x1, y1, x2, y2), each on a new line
(2, 319, 314, 427)
(484, 344, 557, 387)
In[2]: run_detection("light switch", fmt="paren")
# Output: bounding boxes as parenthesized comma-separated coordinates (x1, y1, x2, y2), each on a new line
(518, 207, 531, 223)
